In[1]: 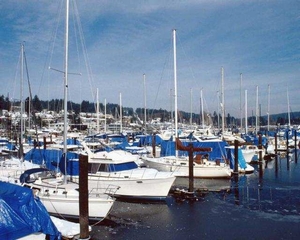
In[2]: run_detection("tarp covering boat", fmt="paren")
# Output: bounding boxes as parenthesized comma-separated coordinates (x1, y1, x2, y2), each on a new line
(160, 140, 228, 160)
(24, 149, 80, 176)
(0, 181, 61, 240)
(24, 149, 62, 171)
(225, 147, 247, 170)
(59, 152, 80, 176)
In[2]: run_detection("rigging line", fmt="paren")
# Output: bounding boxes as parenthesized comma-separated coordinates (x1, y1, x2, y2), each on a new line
(150, 37, 173, 120)
(202, 91, 212, 124)
(218, 141, 227, 162)
(23, 47, 44, 162)
(38, 0, 64, 100)
(48, 0, 64, 69)
(68, 1, 83, 113)
(177, 34, 197, 82)
(3, 48, 19, 100)
(73, 0, 96, 105)
(11, 47, 22, 102)
(71, 0, 82, 74)
(67, 89, 74, 114)
(92, 89, 97, 114)
(46, 193, 69, 221)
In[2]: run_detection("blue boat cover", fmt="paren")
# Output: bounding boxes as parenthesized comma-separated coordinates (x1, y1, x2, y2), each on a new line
(6, 142, 16, 151)
(0, 181, 61, 240)
(24, 149, 80, 176)
(59, 152, 80, 176)
(225, 147, 247, 169)
(24, 149, 62, 171)
(160, 140, 228, 160)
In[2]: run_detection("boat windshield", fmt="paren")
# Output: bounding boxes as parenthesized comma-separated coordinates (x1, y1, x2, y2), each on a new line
(108, 162, 138, 172)
(89, 161, 138, 173)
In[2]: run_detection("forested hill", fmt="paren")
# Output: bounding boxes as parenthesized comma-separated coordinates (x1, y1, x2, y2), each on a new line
(0, 94, 299, 125)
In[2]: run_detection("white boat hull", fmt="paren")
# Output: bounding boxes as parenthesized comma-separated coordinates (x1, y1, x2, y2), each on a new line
(25, 180, 114, 221)
(40, 195, 114, 220)
(241, 149, 256, 163)
(72, 169, 176, 200)
(142, 156, 232, 179)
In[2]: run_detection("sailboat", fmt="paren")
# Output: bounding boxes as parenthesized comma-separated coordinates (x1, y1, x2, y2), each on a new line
(20, 0, 115, 221)
(142, 30, 232, 179)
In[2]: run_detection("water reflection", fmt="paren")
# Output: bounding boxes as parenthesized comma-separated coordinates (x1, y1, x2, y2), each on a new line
(218, 156, 300, 215)
(173, 177, 231, 192)
(94, 200, 173, 239)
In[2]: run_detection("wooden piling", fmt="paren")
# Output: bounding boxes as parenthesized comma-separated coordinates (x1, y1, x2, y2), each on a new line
(79, 154, 89, 239)
(275, 133, 278, 155)
(257, 133, 264, 179)
(19, 137, 24, 159)
(275, 153, 278, 176)
(152, 133, 156, 157)
(175, 138, 212, 193)
(286, 130, 289, 154)
(234, 140, 239, 175)
(294, 130, 298, 164)
(43, 136, 47, 150)
(234, 173, 239, 205)
(258, 134, 262, 162)
(188, 143, 194, 192)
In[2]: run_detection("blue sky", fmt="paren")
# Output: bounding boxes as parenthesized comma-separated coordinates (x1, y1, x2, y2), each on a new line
(1, 0, 299, 118)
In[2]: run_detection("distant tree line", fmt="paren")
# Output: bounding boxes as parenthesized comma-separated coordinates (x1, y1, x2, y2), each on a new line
(1, 94, 300, 126)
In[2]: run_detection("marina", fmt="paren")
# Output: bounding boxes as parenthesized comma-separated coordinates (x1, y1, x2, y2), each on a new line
(1, 116, 299, 239)
(1, 1, 300, 239)
(90, 154, 300, 240)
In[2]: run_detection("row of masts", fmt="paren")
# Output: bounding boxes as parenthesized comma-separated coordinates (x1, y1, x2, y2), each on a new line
(15, 31, 293, 143)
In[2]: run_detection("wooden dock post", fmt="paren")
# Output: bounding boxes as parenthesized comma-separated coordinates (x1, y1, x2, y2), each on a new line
(258, 134, 262, 162)
(233, 140, 240, 205)
(234, 140, 239, 175)
(275, 153, 278, 176)
(79, 154, 89, 239)
(275, 133, 278, 155)
(286, 130, 289, 155)
(188, 143, 194, 192)
(258, 134, 264, 179)
(152, 133, 156, 157)
(294, 130, 298, 164)
(43, 136, 47, 150)
(175, 138, 212, 193)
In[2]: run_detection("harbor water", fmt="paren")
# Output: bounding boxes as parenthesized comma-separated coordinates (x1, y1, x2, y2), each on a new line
(91, 153, 300, 240)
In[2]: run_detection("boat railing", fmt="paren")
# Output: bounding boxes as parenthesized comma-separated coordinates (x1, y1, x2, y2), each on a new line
(105, 184, 120, 196)
(128, 167, 158, 179)
(93, 167, 165, 180)
(89, 184, 120, 198)
(171, 165, 181, 174)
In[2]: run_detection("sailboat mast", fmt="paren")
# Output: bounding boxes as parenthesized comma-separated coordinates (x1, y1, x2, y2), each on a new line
(245, 89, 248, 135)
(201, 89, 204, 129)
(120, 92, 122, 133)
(170, 88, 173, 123)
(96, 88, 99, 133)
(63, 0, 69, 183)
(255, 85, 258, 135)
(217, 91, 220, 131)
(20, 43, 24, 160)
(28, 93, 31, 130)
(143, 73, 147, 134)
(287, 86, 291, 128)
(267, 84, 270, 134)
(221, 67, 225, 134)
(190, 88, 192, 125)
(173, 29, 178, 140)
(240, 73, 242, 132)
(104, 98, 107, 133)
